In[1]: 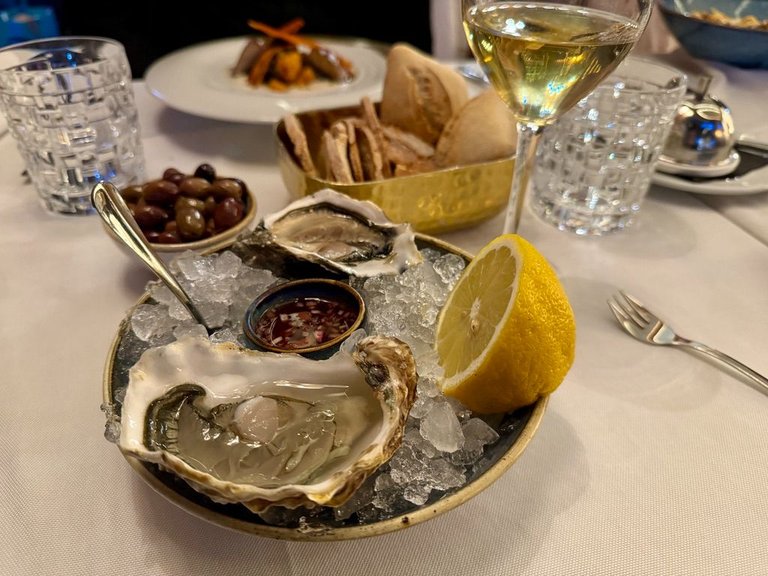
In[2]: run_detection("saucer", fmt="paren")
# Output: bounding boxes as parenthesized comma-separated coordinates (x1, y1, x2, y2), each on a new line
(656, 150, 741, 179)
(651, 145, 768, 196)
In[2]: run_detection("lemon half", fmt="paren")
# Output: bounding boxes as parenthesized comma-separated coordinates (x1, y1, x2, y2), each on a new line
(435, 234, 575, 414)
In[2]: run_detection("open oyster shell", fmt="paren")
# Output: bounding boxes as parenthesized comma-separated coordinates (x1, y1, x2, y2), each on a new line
(234, 188, 422, 278)
(118, 334, 418, 512)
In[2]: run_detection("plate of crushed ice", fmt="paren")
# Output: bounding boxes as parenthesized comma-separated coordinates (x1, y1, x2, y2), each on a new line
(100, 192, 546, 540)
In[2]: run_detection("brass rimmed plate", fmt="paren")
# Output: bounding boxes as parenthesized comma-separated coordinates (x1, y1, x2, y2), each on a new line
(101, 234, 548, 540)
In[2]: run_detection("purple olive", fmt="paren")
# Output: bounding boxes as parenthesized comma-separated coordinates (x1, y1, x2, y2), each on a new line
(132, 204, 169, 231)
(155, 230, 182, 244)
(213, 197, 245, 231)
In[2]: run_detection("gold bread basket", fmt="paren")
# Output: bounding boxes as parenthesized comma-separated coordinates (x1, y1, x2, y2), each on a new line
(275, 103, 515, 235)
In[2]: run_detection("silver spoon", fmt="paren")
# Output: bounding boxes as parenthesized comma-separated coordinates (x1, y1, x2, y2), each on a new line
(456, 62, 489, 85)
(91, 181, 212, 332)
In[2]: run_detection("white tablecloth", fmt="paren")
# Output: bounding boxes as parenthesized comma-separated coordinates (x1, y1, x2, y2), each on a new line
(1, 78, 767, 576)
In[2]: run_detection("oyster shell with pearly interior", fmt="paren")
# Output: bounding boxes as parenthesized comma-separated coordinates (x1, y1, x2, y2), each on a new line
(117, 334, 418, 512)
(233, 188, 422, 278)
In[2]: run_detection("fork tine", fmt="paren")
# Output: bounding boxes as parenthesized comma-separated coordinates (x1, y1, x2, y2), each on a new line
(608, 292, 644, 328)
(619, 290, 652, 323)
(607, 298, 631, 326)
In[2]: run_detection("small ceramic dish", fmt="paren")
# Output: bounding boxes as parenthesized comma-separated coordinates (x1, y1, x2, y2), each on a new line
(102, 176, 258, 257)
(243, 278, 365, 358)
(147, 190, 257, 255)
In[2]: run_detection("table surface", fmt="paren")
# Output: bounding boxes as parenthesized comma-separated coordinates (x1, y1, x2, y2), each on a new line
(2, 54, 768, 576)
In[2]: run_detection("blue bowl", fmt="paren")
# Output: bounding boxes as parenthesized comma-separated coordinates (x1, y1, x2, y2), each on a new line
(658, 0, 768, 69)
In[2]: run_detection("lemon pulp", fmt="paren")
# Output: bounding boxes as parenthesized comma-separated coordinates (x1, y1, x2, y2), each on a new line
(435, 234, 575, 414)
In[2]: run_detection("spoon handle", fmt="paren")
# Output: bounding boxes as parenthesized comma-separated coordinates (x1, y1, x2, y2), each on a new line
(91, 182, 211, 330)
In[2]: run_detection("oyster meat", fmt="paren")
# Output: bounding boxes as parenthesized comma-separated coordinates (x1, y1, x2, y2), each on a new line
(249, 189, 422, 277)
(118, 334, 418, 512)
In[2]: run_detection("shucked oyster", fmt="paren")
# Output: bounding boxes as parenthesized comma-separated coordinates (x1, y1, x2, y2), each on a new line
(238, 189, 422, 277)
(118, 334, 418, 512)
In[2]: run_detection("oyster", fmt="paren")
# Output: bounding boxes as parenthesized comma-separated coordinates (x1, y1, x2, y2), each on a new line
(118, 334, 418, 512)
(242, 189, 422, 277)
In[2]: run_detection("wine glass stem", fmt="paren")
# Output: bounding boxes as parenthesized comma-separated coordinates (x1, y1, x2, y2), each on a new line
(504, 122, 542, 234)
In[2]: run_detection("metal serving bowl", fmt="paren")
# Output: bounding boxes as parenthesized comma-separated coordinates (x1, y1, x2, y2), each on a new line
(274, 104, 515, 235)
(101, 234, 547, 541)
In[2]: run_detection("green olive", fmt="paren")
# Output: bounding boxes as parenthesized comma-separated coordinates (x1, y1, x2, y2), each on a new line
(179, 177, 211, 199)
(143, 179, 180, 207)
(174, 196, 206, 214)
(176, 207, 206, 240)
(120, 184, 144, 203)
(209, 178, 244, 201)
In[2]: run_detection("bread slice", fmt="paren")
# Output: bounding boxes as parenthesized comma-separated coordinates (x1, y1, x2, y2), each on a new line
(321, 127, 354, 183)
(379, 43, 469, 146)
(355, 124, 386, 181)
(360, 96, 392, 177)
(283, 114, 317, 176)
(344, 119, 365, 182)
(434, 89, 517, 168)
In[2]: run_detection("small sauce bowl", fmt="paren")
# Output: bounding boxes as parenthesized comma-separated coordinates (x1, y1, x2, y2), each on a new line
(243, 278, 365, 358)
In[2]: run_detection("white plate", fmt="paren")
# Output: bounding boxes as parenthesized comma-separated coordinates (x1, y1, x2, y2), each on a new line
(144, 36, 387, 124)
(652, 147, 768, 195)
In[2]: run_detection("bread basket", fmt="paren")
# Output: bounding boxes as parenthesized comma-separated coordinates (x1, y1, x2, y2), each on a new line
(274, 103, 514, 235)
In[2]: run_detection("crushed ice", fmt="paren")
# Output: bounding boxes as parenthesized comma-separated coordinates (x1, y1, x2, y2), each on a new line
(111, 246, 503, 523)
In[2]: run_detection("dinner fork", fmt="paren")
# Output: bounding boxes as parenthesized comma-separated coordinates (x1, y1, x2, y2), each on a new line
(607, 290, 768, 394)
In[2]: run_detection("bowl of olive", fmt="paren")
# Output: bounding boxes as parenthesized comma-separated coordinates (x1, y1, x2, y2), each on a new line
(116, 163, 257, 254)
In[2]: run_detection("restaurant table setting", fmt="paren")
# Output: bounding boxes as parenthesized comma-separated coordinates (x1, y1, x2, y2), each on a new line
(2, 10, 768, 575)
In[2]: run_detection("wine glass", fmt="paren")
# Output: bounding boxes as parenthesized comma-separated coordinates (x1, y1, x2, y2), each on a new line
(462, 0, 653, 234)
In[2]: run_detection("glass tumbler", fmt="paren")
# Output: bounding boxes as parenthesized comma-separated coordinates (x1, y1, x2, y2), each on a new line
(0, 36, 145, 215)
(530, 57, 687, 235)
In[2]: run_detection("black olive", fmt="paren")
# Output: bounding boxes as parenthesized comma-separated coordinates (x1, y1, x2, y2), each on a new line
(194, 163, 217, 182)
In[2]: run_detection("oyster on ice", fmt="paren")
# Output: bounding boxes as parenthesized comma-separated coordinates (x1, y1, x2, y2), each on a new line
(235, 189, 422, 277)
(117, 334, 418, 512)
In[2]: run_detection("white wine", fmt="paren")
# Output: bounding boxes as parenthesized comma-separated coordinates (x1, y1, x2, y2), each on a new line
(464, 2, 639, 125)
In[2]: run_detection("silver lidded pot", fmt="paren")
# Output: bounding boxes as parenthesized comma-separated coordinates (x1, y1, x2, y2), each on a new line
(662, 76, 735, 166)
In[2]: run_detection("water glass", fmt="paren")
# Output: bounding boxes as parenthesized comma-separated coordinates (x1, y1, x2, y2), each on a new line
(0, 36, 145, 215)
(530, 57, 687, 235)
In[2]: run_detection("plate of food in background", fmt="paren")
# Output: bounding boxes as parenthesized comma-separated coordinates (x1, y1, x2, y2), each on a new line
(145, 18, 387, 123)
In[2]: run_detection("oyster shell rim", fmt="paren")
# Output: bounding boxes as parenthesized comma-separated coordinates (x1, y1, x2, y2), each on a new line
(101, 233, 548, 540)
(260, 188, 424, 278)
